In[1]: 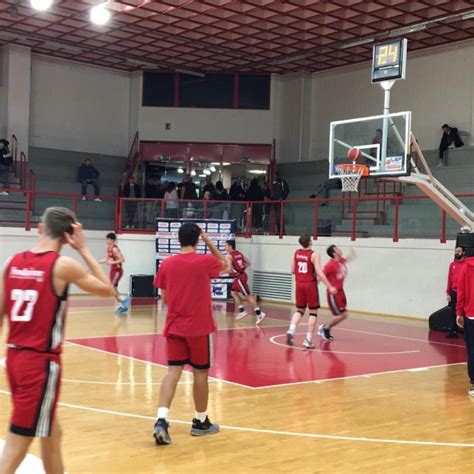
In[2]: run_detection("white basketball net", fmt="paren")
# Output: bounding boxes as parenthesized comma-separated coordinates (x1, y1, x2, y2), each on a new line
(335, 165, 364, 192)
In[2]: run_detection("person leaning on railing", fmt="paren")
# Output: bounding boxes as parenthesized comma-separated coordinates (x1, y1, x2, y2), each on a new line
(120, 176, 142, 229)
(0, 139, 13, 196)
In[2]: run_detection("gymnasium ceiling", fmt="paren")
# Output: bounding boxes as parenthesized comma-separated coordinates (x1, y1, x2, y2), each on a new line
(1, 1, 474, 74)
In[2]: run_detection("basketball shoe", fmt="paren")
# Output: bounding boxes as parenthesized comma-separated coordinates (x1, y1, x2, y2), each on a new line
(115, 296, 130, 315)
(469, 385, 474, 398)
(318, 324, 334, 340)
(302, 338, 315, 349)
(286, 332, 294, 346)
(235, 311, 248, 321)
(191, 417, 220, 437)
(256, 311, 266, 325)
(153, 418, 171, 445)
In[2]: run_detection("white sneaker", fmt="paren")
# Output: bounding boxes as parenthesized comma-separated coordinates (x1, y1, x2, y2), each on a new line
(436, 161, 444, 168)
(0, 191, 9, 196)
(124, 225, 130, 229)
(469, 385, 474, 398)
(302, 338, 315, 349)
(256, 312, 266, 325)
(94, 197, 102, 202)
(81, 196, 86, 201)
(235, 311, 248, 321)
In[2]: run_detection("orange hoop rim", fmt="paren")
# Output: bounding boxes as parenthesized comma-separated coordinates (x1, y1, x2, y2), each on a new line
(335, 163, 369, 176)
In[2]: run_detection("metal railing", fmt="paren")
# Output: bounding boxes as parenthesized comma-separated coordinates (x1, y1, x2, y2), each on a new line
(0, 189, 472, 242)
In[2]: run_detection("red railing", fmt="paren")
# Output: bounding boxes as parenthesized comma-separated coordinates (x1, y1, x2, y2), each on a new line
(0, 189, 473, 242)
(119, 132, 140, 191)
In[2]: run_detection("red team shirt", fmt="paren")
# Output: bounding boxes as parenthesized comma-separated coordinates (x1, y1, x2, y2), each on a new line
(5, 251, 68, 353)
(155, 253, 222, 336)
(294, 249, 316, 283)
(228, 250, 251, 295)
(324, 258, 348, 315)
(108, 245, 122, 271)
(324, 258, 348, 291)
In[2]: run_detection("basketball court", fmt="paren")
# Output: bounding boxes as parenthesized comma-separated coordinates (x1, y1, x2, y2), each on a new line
(1, 298, 472, 473)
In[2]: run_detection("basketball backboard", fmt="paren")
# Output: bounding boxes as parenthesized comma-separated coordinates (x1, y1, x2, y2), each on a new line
(328, 111, 411, 179)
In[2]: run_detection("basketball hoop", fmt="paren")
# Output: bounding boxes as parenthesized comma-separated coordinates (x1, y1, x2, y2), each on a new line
(335, 164, 369, 192)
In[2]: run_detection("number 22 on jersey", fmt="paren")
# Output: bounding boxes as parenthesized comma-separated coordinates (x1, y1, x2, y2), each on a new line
(10, 289, 39, 322)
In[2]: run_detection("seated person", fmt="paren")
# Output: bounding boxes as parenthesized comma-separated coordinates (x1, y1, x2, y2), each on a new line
(78, 159, 101, 201)
(438, 123, 464, 167)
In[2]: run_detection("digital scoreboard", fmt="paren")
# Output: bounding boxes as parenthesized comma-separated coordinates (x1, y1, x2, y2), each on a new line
(371, 38, 407, 83)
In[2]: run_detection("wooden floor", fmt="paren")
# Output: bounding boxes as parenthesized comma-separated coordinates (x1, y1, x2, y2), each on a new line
(1, 297, 473, 473)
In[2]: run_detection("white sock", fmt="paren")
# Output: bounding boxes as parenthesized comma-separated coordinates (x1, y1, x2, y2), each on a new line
(157, 407, 169, 421)
(195, 411, 207, 422)
(306, 332, 313, 342)
(288, 323, 296, 335)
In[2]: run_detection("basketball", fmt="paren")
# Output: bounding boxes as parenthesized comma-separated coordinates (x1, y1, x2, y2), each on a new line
(347, 147, 361, 161)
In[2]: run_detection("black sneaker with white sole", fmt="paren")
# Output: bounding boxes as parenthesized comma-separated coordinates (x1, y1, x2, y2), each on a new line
(318, 324, 334, 340)
(153, 418, 171, 445)
(191, 417, 220, 437)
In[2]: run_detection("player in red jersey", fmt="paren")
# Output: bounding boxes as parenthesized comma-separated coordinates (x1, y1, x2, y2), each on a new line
(224, 240, 266, 325)
(152, 223, 230, 445)
(0, 207, 116, 474)
(318, 245, 356, 340)
(99, 232, 130, 315)
(286, 234, 336, 349)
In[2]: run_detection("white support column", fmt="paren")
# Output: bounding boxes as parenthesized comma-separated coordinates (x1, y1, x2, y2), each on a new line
(4, 45, 31, 154)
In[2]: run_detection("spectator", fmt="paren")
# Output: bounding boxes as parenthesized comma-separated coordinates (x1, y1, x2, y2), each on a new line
(261, 181, 271, 233)
(247, 178, 264, 230)
(455, 252, 474, 398)
(121, 176, 142, 229)
(78, 159, 101, 202)
(0, 139, 12, 196)
(145, 176, 160, 199)
(229, 177, 246, 227)
(203, 190, 214, 218)
(202, 176, 215, 196)
(445, 246, 466, 338)
(272, 172, 290, 234)
(164, 182, 179, 218)
(212, 181, 228, 201)
(181, 174, 198, 200)
(438, 123, 464, 167)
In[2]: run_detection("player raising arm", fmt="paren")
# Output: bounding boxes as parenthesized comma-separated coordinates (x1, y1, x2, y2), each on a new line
(286, 235, 336, 349)
(0, 207, 116, 474)
(318, 246, 356, 341)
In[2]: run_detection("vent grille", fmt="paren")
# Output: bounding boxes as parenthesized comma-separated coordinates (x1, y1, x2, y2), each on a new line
(253, 271, 292, 302)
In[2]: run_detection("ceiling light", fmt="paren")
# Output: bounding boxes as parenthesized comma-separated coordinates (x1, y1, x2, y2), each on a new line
(211, 162, 221, 166)
(176, 68, 205, 78)
(274, 53, 307, 65)
(222, 162, 231, 166)
(31, 0, 53, 11)
(249, 169, 267, 175)
(210, 166, 216, 172)
(199, 174, 207, 178)
(90, 5, 111, 26)
(177, 167, 184, 174)
(341, 37, 374, 49)
(461, 10, 474, 20)
(203, 169, 211, 176)
(389, 24, 427, 37)
(190, 170, 196, 177)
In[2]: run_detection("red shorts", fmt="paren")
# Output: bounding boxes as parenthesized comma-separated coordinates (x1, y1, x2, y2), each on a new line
(166, 334, 213, 370)
(231, 273, 251, 296)
(295, 282, 319, 310)
(327, 289, 347, 315)
(110, 267, 123, 288)
(6, 349, 61, 438)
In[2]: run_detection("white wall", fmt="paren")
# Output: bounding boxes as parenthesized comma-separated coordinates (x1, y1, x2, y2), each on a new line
(277, 40, 474, 163)
(238, 235, 454, 320)
(138, 74, 278, 144)
(29, 55, 132, 156)
(0, 228, 455, 320)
